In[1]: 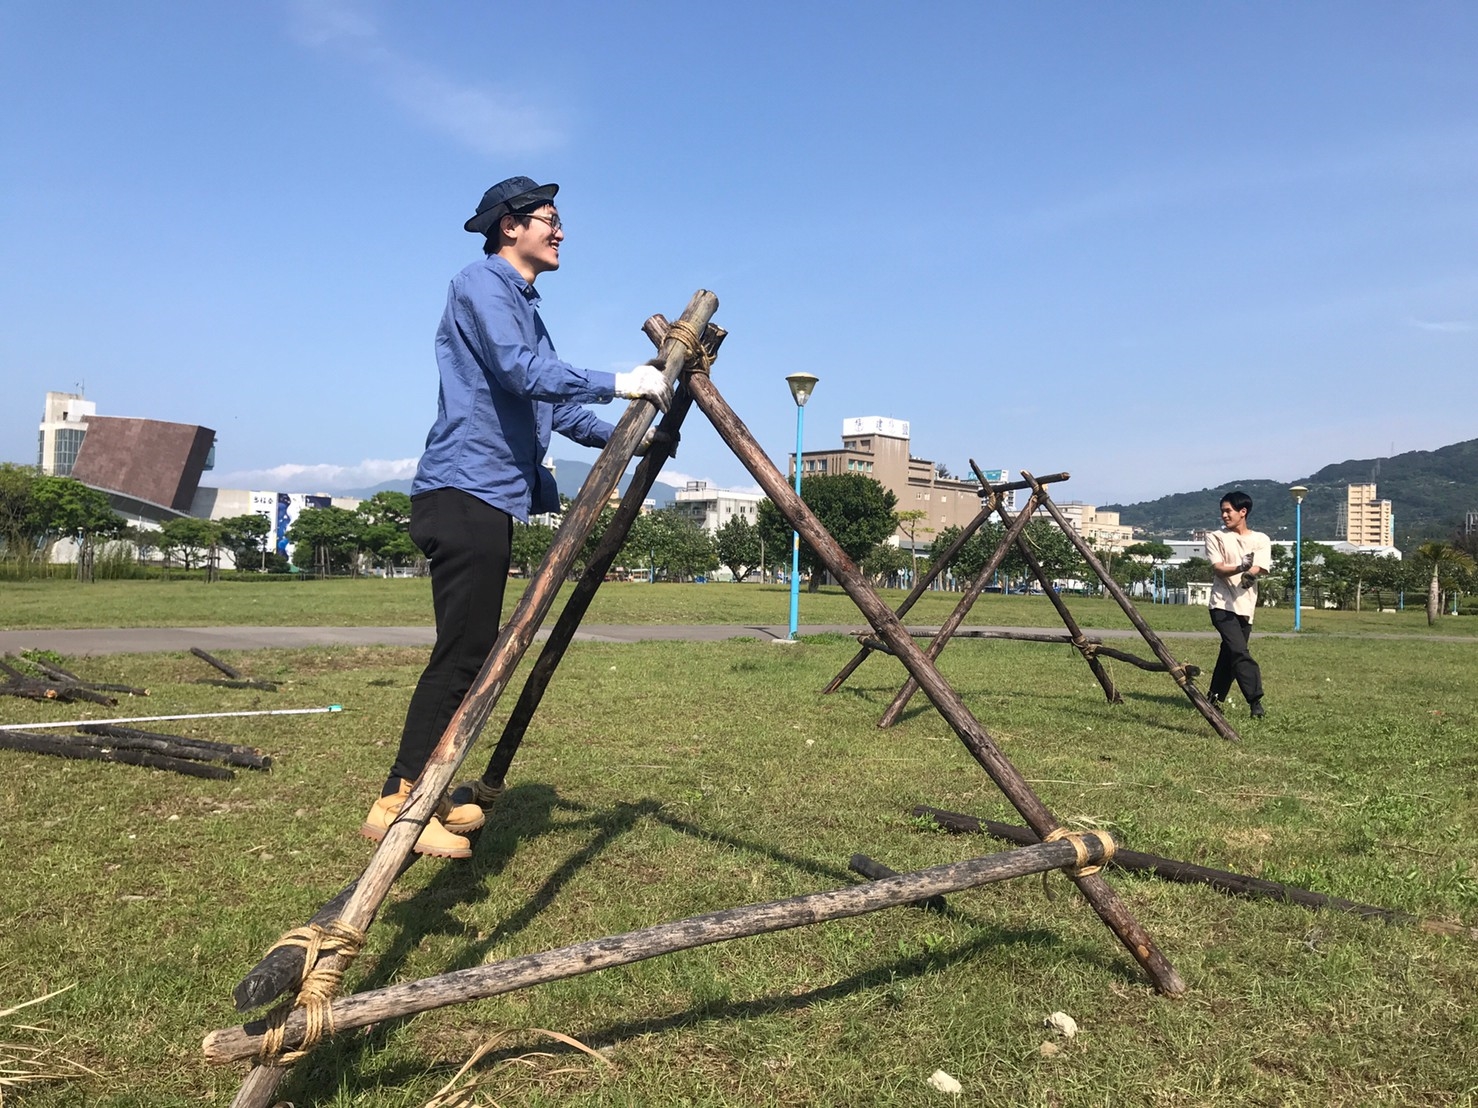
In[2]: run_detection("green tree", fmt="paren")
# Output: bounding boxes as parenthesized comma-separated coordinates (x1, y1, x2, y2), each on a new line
(511, 520, 556, 576)
(158, 517, 222, 572)
(1416, 541, 1476, 625)
(217, 514, 272, 571)
(1124, 540, 1173, 564)
(714, 514, 761, 582)
(355, 491, 415, 573)
(621, 507, 716, 581)
(756, 474, 898, 592)
(286, 506, 362, 574)
(862, 541, 910, 586)
(0, 463, 41, 565)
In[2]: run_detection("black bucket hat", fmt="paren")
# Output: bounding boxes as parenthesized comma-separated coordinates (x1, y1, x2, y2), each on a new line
(464, 176, 559, 234)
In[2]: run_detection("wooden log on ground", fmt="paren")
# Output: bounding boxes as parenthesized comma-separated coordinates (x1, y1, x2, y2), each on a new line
(0, 727, 235, 780)
(0, 679, 117, 706)
(686, 371, 1183, 996)
(1021, 472, 1239, 742)
(857, 632, 1201, 679)
(911, 806, 1478, 941)
(191, 647, 244, 679)
(204, 834, 1114, 1062)
(848, 854, 948, 912)
(223, 291, 720, 1108)
(79, 724, 269, 764)
(1, 682, 62, 702)
(1084, 643, 1201, 677)
(4, 654, 147, 695)
(69, 726, 271, 770)
(196, 678, 280, 692)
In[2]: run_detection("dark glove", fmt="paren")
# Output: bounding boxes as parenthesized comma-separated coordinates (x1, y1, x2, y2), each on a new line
(635, 425, 679, 458)
(1239, 573, 1257, 588)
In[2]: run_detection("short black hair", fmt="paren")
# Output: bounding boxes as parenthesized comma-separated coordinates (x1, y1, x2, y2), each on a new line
(1221, 490, 1253, 515)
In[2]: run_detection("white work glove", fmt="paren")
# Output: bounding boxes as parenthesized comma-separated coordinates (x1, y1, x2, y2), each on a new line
(614, 364, 672, 413)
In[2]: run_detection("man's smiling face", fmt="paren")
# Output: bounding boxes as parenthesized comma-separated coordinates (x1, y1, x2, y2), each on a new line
(504, 203, 563, 281)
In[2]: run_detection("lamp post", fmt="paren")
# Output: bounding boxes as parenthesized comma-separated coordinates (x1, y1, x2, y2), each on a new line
(785, 372, 819, 641)
(1289, 486, 1308, 631)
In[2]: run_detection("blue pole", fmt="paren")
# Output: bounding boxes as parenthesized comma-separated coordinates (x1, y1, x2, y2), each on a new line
(1293, 501, 1303, 632)
(788, 403, 805, 639)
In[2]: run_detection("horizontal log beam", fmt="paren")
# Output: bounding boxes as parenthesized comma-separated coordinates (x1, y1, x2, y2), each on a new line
(912, 806, 1478, 941)
(0, 728, 235, 780)
(205, 835, 1112, 1063)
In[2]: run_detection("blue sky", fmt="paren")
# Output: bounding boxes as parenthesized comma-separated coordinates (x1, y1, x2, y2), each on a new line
(4, 1, 1475, 506)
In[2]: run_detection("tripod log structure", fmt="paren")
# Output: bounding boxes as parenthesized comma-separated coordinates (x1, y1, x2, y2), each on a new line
(216, 293, 1184, 1107)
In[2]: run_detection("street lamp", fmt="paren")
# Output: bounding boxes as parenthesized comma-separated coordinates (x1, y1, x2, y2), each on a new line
(1289, 486, 1308, 631)
(785, 372, 819, 641)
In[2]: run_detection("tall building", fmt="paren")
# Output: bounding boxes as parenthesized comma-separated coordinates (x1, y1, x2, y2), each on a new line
(1046, 502, 1134, 552)
(38, 391, 96, 476)
(1342, 482, 1393, 547)
(790, 416, 995, 553)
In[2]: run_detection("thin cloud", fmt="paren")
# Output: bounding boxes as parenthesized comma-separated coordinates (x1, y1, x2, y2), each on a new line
(211, 457, 418, 493)
(1405, 317, 1474, 333)
(285, 0, 566, 156)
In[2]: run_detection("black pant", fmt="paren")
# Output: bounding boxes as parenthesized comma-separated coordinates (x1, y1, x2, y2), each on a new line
(389, 488, 512, 784)
(1209, 607, 1262, 704)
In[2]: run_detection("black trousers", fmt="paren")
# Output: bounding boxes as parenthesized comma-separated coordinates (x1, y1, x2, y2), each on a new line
(1208, 607, 1262, 704)
(389, 488, 512, 785)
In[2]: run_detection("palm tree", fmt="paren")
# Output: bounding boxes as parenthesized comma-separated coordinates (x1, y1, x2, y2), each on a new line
(1416, 541, 1475, 625)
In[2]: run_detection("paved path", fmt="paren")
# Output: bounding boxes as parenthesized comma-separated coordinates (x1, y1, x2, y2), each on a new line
(0, 623, 1227, 656)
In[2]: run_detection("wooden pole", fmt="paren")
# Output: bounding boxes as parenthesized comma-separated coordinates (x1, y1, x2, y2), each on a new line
(473, 318, 724, 791)
(912, 806, 1478, 941)
(969, 460, 1123, 703)
(848, 855, 948, 912)
(855, 632, 1198, 677)
(204, 834, 1114, 1063)
(0, 727, 235, 780)
(1019, 471, 1240, 742)
(76, 724, 271, 770)
(875, 489, 1043, 728)
(819, 473, 1070, 696)
(224, 291, 718, 1107)
(683, 371, 1184, 996)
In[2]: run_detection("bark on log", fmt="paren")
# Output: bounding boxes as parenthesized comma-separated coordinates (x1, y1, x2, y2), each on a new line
(205, 835, 1112, 1063)
(225, 291, 719, 1107)
(912, 806, 1478, 941)
(848, 854, 948, 912)
(855, 633, 1200, 678)
(70, 725, 271, 770)
(0, 728, 235, 780)
(196, 678, 280, 692)
(685, 372, 1183, 996)
(820, 473, 1071, 696)
(876, 490, 1044, 728)
(1020, 471, 1239, 742)
(191, 647, 244, 679)
(0, 680, 117, 706)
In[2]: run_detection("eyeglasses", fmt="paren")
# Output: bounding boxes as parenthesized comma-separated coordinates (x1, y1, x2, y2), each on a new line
(522, 211, 562, 232)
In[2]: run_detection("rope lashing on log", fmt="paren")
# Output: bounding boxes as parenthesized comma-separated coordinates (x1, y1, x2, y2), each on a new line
(255, 919, 367, 1063)
(1042, 827, 1116, 878)
(663, 318, 714, 374)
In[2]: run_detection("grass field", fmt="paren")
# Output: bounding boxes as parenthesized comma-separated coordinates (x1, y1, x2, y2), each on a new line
(3, 577, 1476, 638)
(3, 586, 1477, 1107)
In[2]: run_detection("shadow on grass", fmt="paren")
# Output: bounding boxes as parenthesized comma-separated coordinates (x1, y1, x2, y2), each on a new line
(271, 792, 1149, 1104)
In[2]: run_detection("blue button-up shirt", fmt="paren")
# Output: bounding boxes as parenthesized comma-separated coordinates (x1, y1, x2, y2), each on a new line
(413, 255, 617, 520)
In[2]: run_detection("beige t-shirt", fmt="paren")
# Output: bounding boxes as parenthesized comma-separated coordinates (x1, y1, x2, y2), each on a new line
(1205, 527, 1272, 620)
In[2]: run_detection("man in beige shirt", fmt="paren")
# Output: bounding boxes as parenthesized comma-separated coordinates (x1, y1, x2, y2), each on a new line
(1204, 490, 1272, 717)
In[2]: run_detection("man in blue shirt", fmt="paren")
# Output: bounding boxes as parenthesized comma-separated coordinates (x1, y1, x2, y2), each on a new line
(362, 177, 671, 858)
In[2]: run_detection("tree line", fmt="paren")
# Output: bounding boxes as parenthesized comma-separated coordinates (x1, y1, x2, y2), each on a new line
(3, 462, 1474, 621)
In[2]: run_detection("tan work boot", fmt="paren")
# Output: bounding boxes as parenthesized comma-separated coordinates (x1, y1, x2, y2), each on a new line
(361, 778, 472, 859)
(438, 787, 487, 836)
(448, 777, 505, 834)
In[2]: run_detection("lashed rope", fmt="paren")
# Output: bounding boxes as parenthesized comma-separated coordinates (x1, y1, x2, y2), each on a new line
(661, 319, 714, 375)
(254, 919, 366, 1063)
(1042, 827, 1116, 878)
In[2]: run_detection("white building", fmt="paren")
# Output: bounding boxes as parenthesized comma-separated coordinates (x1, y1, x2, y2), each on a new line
(672, 480, 764, 535)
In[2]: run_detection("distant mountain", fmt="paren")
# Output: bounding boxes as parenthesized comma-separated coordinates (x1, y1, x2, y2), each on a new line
(1103, 437, 1478, 549)
(340, 459, 681, 507)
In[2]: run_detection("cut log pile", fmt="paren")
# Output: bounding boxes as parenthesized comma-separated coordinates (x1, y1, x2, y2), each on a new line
(0, 653, 148, 706)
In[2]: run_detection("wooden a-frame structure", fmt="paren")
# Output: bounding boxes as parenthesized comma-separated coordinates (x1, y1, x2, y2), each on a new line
(205, 292, 1186, 1106)
(824, 461, 1241, 742)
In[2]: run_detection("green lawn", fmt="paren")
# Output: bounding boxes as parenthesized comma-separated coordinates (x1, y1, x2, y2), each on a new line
(2, 576, 1474, 637)
(3, 626, 1476, 1105)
